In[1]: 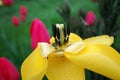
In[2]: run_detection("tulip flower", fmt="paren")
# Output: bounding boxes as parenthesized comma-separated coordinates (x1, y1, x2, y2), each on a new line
(21, 23, 120, 80)
(3, 0, 13, 6)
(30, 18, 50, 50)
(85, 11, 96, 26)
(20, 14, 26, 22)
(12, 16, 20, 26)
(0, 57, 20, 80)
(20, 5, 28, 16)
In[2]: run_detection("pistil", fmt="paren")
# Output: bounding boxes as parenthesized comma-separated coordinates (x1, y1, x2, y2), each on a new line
(52, 24, 70, 48)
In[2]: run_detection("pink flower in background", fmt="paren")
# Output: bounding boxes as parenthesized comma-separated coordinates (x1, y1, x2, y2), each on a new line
(20, 14, 26, 22)
(3, 0, 13, 6)
(30, 18, 50, 50)
(12, 16, 20, 26)
(85, 11, 96, 26)
(20, 5, 28, 16)
(0, 57, 20, 80)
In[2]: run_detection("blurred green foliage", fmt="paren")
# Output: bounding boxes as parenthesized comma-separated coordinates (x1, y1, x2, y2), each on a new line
(0, 0, 120, 80)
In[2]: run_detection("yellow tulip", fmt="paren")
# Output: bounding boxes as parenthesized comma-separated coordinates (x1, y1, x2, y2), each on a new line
(21, 24, 120, 80)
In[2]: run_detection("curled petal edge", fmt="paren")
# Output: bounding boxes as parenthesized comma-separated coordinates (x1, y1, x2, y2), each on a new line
(65, 44, 120, 80)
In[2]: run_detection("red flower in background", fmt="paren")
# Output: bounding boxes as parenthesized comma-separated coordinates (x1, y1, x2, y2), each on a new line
(20, 14, 26, 22)
(85, 11, 96, 26)
(12, 16, 20, 26)
(30, 18, 50, 50)
(20, 5, 28, 16)
(3, 0, 13, 6)
(0, 57, 20, 80)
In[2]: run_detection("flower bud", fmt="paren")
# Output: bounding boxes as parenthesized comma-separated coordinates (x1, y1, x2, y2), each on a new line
(0, 57, 20, 80)
(20, 5, 28, 16)
(3, 0, 13, 6)
(12, 16, 20, 27)
(30, 18, 50, 49)
(85, 11, 96, 26)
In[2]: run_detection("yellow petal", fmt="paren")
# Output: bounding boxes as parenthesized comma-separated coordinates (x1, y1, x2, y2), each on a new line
(65, 44, 120, 80)
(69, 33, 82, 42)
(65, 41, 86, 54)
(46, 54, 85, 80)
(83, 35, 114, 45)
(50, 33, 82, 44)
(21, 46, 48, 80)
(38, 43, 55, 57)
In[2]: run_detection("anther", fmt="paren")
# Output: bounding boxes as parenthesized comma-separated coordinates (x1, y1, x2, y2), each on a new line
(56, 27, 60, 40)
(52, 24, 56, 37)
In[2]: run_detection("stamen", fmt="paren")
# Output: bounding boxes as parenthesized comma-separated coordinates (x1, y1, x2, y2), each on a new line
(67, 23, 70, 36)
(56, 28, 60, 40)
(66, 37, 69, 42)
(64, 26, 67, 37)
(52, 24, 56, 37)
(52, 23, 70, 47)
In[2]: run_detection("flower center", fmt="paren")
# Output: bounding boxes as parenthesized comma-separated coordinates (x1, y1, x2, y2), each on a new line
(51, 24, 70, 57)
(52, 24, 70, 47)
